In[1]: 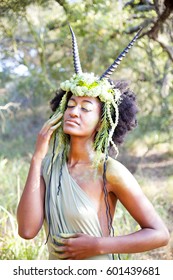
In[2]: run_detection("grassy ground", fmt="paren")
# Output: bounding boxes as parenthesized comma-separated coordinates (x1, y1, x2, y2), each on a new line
(0, 105, 172, 260)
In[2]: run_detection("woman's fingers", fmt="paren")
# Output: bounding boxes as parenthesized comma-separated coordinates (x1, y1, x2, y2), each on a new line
(34, 112, 63, 159)
(51, 251, 70, 260)
(49, 121, 62, 131)
(51, 237, 71, 259)
(52, 235, 66, 245)
(48, 112, 63, 125)
(58, 233, 77, 239)
(49, 111, 63, 121)
(41, 112, 63, 132)
(47, 113, 63, 126)
(50, 243, 66, 252)
(51, 234, 86, 259)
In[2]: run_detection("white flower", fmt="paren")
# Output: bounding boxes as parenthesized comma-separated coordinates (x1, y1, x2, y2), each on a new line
(73, 86, 83, 96)
(114, 89, 121, 101)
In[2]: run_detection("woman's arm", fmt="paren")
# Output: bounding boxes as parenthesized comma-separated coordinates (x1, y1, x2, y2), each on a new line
(99, 158, 170, 254)
(17, 156, 45, 239)
(17, 112, 62, 239)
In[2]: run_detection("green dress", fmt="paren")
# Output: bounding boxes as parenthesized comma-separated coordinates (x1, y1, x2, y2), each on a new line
(42, 154, 112, 260)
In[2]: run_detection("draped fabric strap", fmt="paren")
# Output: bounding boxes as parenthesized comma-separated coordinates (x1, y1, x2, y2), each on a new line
(42, 154, 113, 260)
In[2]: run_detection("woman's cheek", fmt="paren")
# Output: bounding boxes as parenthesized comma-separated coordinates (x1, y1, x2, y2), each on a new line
(86, 115, 100, 130)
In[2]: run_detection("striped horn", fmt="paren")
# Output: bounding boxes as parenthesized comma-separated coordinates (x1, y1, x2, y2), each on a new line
(69, 25, 82, 74)
(100, 27, 142, 80)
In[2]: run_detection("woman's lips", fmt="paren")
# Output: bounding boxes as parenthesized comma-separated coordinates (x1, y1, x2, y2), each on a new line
(65, 119, 80, 125)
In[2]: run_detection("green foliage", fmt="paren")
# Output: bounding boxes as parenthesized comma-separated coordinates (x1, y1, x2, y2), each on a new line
(0, 205, 46, 260)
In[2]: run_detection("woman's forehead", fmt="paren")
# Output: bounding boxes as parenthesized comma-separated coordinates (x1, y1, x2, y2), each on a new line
(70, 95, 101, 105)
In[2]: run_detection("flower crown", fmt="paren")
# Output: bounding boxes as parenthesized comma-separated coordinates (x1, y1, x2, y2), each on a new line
(60, 72, 121, 103)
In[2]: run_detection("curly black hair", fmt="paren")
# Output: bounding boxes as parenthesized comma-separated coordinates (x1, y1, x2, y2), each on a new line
(50, 80, 138, 146)
(112, 80, 138, 145)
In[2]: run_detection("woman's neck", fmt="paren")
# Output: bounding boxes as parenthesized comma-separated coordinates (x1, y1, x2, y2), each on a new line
(67, 137, 95, 167)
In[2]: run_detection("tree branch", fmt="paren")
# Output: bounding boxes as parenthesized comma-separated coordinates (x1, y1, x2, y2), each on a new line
(125, 1, 173, 41)
(155, 36, 173, 62)
(0, 102, 20, 132)
(54, 0, 69, 13)
(148, 0, 173, 39)
(0, 102, 20, 112)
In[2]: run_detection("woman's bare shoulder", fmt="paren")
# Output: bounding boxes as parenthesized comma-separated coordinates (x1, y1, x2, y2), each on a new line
(106, 157, 132, 179)
(106, 156, 140, 192)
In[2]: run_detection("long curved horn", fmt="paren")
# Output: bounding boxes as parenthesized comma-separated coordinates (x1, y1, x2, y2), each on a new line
(69, 25, 82, 74)
(100, 28, 142, 80)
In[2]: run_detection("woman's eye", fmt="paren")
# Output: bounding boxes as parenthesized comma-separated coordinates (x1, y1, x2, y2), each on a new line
(82, 107, 91, 112)
(67, 100, 76, 107)
(82, 104, 93, 112)
(66, 100, 93, 112)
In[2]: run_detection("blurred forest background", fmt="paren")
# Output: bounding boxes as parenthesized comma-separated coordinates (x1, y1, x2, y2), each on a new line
(0, 0, 173, 260)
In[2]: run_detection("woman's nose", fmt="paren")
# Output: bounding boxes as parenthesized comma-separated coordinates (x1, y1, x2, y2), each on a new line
(69, 106, 79, 117)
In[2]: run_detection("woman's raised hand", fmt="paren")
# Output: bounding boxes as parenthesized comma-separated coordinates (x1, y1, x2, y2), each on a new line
(34, 112, 63, 160)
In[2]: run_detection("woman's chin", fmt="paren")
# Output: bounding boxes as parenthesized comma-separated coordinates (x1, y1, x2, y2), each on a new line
(63, 127, 81, 136)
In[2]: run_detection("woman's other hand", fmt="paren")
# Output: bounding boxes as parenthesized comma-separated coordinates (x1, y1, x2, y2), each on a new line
(50, 233, 100, 260)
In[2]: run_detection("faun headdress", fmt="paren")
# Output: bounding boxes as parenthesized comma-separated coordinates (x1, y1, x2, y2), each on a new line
(51, 25, 142, 165)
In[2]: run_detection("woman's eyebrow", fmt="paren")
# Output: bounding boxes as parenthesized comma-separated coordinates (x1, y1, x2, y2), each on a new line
(82, 100, 93, 104)
(69, 98, 93, 105)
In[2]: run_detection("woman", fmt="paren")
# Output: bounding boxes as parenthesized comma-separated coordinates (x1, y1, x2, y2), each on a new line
(17, 26, 169, 260)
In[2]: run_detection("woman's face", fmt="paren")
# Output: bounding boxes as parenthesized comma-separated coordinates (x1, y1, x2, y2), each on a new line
(63, 95, 101, 139)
